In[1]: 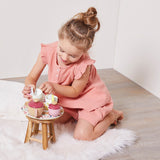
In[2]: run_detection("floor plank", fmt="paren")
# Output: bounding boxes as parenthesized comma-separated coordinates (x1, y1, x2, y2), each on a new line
(3, 69, 160, 160)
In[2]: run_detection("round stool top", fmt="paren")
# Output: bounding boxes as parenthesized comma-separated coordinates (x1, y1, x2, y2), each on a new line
(21, 102, 64, 121)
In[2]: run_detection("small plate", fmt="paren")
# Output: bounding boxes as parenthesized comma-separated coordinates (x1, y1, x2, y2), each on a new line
(21, 104, 64, 120)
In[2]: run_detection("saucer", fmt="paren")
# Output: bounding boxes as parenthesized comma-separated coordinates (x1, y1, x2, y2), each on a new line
(21, 104, 64, 120)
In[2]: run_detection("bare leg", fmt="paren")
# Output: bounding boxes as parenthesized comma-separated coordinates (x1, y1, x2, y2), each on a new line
(74, 109, 123, 141)
(54, 111, 73, 123)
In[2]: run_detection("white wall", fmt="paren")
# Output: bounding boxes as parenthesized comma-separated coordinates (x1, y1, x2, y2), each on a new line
(0, 0, 120, 78)
(114, 0, 160, 98)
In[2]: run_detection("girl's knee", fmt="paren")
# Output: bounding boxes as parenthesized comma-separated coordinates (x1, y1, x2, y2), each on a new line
(74, 130, 89, 141)
(73, 127, 93, 141)
(73, 119, 95, 140)
(54, 112, 72, 123)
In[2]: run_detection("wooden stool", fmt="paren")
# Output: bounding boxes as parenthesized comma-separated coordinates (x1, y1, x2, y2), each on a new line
(24, 116, 56, 150)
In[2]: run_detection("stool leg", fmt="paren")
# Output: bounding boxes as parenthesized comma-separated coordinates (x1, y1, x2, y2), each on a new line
(33, 123, 39, 135)
(49, 122, 56, 143)
(24, 120, 33, 143)
(42, 123, 48, 150)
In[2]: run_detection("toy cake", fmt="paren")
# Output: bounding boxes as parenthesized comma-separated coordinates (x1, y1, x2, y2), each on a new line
(48, 104, 61, 117)
(28, 100, 44, 118)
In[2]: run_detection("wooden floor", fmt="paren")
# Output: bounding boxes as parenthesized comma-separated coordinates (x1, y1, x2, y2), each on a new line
(4, 69, 160, 160)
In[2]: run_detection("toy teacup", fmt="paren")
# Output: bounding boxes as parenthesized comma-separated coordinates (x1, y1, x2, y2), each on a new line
(44, 94, 58, 109)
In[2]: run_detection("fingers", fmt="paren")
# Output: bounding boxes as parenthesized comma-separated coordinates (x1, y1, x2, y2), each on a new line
(39, 82, 53, 94)
(22, 84, 35, 99)
(23, 82, 54, 99)
(23, 93, 32, 99)
(39, 83, 45, 91)
(44, 88, 53, 94)
(28, 84, 36, 92)
(40, 85, 52, 94)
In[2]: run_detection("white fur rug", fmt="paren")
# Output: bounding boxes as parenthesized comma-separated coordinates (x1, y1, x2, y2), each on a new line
(0, 80, 136, 160)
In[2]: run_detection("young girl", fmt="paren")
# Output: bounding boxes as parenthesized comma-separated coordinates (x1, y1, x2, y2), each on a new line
(22, 7, 123, 141)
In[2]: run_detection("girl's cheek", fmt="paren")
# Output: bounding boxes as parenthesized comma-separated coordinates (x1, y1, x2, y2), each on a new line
(58, 50, 62, 56)
(57, 48, 61, 54)
(73, 57, 81, 62)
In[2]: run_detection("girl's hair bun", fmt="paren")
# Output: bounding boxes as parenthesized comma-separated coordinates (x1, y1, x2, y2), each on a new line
(74, 7, 100, 32)
(58, 7, 100, 51)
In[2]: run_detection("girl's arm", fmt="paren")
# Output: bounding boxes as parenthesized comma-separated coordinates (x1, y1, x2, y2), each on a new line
(25, 53, 46, 85)
(40, 66, 91, 98)
(22, 53, 46, 98)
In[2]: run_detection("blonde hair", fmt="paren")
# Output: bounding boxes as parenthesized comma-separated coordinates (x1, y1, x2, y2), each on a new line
(58, 7, 100, 52)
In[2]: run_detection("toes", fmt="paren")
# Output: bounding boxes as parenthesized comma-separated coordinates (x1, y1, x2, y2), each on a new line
(118, 116, 123, 121)
(116, 111, 124, 121)
(113, 120, 117, 125)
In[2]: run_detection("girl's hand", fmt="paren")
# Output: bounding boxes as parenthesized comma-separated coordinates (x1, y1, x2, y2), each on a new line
(39, 81, 54, 94)
(22, 84, 35, 99)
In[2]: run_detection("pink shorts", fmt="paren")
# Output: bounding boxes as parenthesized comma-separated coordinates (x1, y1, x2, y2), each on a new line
(63, 103, 113, 127)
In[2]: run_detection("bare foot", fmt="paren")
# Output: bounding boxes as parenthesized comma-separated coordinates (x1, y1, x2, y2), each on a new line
(111, 109, 124, 125)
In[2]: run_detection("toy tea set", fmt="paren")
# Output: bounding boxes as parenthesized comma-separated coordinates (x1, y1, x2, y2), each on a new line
(23, 88, 63, 119)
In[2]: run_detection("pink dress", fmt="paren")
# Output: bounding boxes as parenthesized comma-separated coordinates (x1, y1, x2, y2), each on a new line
(41, 41, 113, 126)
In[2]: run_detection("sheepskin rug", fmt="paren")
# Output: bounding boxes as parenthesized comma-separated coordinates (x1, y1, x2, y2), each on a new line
(0, 80, 136, 160)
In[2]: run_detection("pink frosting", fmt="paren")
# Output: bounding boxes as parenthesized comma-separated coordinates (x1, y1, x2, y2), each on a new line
(49, 104, 60, 110)
(28, 100, 43, 108)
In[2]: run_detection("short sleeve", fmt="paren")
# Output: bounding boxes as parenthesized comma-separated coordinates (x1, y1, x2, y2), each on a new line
(40, 41, 58, 64)
(74, 56, 95, 80)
